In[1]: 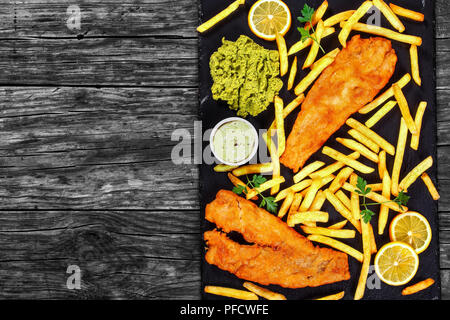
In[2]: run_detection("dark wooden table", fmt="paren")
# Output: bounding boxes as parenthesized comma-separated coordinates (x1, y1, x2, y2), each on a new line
(0, 0, 447, 299)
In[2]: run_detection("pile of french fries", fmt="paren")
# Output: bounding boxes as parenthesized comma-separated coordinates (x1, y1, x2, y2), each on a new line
(209, 0, 438, 300)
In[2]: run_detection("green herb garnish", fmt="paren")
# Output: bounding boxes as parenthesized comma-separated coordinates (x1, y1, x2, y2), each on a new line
(355, 176, 410, 224)
(232, 174, 278, 214)
(297, 4, 325, 53)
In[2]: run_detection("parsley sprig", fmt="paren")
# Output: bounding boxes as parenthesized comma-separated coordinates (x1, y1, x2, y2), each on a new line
(297, 4, 325, 53)
(355, 176, 410, 224)
(232, 174, 278, 213)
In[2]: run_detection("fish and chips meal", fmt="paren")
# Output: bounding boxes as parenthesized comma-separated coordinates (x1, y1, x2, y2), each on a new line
(199, 0, 438, 300)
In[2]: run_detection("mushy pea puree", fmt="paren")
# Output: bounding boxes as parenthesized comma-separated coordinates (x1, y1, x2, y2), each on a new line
(210, 35, 283, 117)
(213, 120, 256, 164)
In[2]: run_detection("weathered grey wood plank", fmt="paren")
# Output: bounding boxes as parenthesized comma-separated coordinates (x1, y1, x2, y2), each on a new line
(0, 0, 198, 38)
(441, 270, 450, 300)
(0, 258, 200, 299)
(0, 38, 197, 87)
(0, 210, 201, 299)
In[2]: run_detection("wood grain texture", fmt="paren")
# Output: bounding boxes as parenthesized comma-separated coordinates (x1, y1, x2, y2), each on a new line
(0, 0, 446, 299)
(0, 0, 198, 38)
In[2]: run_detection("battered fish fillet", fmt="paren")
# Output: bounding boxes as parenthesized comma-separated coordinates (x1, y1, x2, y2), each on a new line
(280, 36, 397, 172)
(204, 190, 350, 288)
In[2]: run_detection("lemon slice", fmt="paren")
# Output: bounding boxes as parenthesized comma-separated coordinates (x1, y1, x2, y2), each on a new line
(248, 0, 292, 41)
(389, 211, 432, 254)
(374, 242, 419, 286)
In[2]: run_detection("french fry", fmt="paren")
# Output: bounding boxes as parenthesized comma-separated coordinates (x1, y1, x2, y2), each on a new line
(389, 3, 424, 22)
(329, 167, 354, 193)
(299, 178, 323, 212)
(287, 193, 303, 226)
(268, 95, 305, 136)
(338, 1, 374, 47)
(274, 96, 286, 157)
(243, 282, 287, 300)
(311, 48, 340, 70)
(214, 164, 238, 172)
(421, 173, 440, 200)
(402, 278, 435, 296)
(411, 101, 428, 150)
(342, 182, 408, 213)
(288, 39, 313, 57)
(365, 101, 397, 128)
(276, 33, 288, 77)
(290, 212, 329, 225)
(246, 176, 285, 200)
(336, 138, 379, 163)
(275, 179, 312, 202)
(341, 22, 422, 46)
(369, 224, 377, 254)
(410, 45, 421, 86)
(228, 173, 258, 201)
(378, 150, 388, 180)
(197, 0, 245, 33)
(303, 20, 325, 69)
(348, 129, 380, 153)
(391, 118, 409, 196)
(301, 189, 326, 228)
(350, 173, 360, 221)
(308, 234, 363, 262)
(359, 73, 411, 114)
(306, 0, 328, 29)
(278, 191, 294, 218)
(336, 190, 352, 211)
(324, 10, 355, 27)
(393, 84, 417, 134)
(310, 190, 326, 211)
(288, 27, 335, 56)
(204, 286, 259, 300)
(367, 183, 383, 192)
(293, 161, 325, 183)
(294, 56, 334, 95)
(300, 175, 334, 198)
(287, 57, 297, 91)
(346, 118, 395, 155)
(378, 171, 391, 235)
(302, 225, 354, 238)
(310, 152, 360, 179)
(262, 133, 281, 196)
(329, 220, 348, 230)
(373, 0, 405, 32)
(354, 218, 372, 300)
(315, 291, 345, 300)
(399, 156, 434, 192)
(322, 147, 374, 174)
(232, 163, 273, 177)
(325, 189, 361, 233)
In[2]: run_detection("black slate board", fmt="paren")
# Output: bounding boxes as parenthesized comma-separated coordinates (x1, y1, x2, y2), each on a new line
(199, 0, 440, 300)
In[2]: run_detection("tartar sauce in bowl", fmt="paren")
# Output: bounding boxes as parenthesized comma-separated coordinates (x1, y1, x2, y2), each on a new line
(210, 118, 258, 166)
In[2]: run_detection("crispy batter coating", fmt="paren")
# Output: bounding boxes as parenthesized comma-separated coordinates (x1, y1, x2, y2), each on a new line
(281, 36, 397, 172)
(204, 190, 350, 288)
